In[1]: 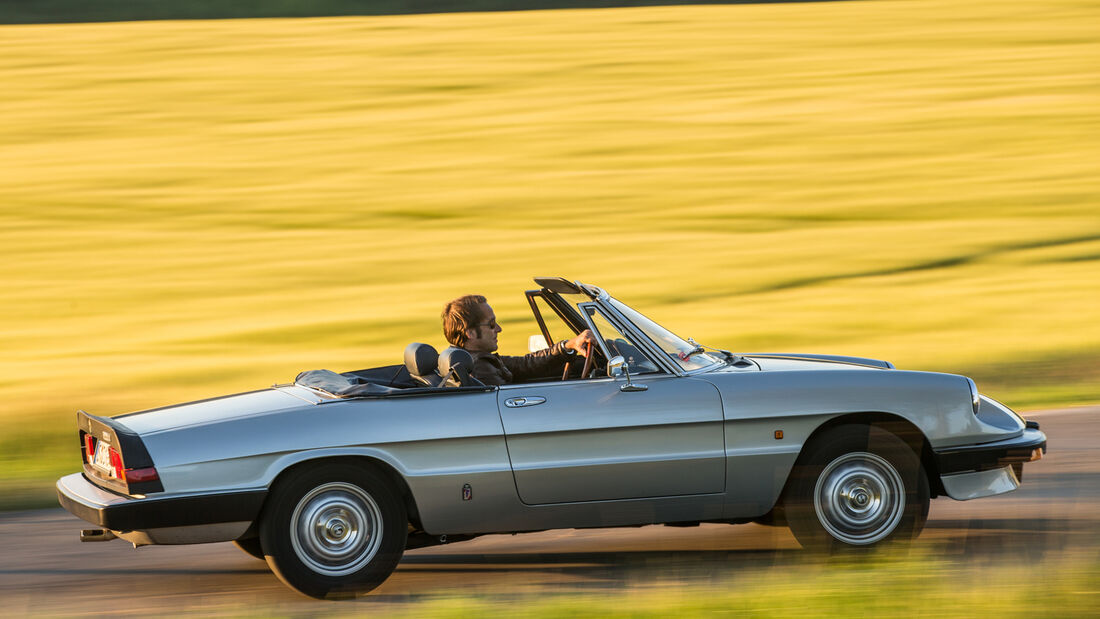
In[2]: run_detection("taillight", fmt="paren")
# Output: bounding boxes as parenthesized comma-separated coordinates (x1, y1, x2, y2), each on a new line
(84, 434, 95, 462)
(124, 467, 160, 483)
(108, 447, 123, 480)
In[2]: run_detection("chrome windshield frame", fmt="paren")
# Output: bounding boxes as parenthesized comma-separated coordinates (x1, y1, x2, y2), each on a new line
(588, 298, 692, 376)
(576, 301, 679, 376)
(603, 297, 729, 376)
(539, 278, 726, 377)
(582, 286, 724, 376)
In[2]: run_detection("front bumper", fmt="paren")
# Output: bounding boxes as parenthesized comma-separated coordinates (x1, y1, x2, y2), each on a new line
(933, 424, 1047, 501)
(56, 472, 266, 538)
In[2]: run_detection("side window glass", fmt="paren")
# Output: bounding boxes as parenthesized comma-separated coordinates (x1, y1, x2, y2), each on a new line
(531, 295, 570, 348)
(584, 307, 662, 375)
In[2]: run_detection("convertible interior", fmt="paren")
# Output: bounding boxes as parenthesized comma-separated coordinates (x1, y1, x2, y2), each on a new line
(294, 338, 599, 399)
(293, 280, 661, 399)
(294, 344, 489, 398)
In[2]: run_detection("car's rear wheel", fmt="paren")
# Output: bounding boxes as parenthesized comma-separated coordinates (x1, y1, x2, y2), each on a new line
(784, 424, 929, 551)
(260, 462, 407, 599)
(233, 537, 265, 560)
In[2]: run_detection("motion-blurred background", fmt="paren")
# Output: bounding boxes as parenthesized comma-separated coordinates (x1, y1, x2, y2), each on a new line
(1, 0, 1097, 517)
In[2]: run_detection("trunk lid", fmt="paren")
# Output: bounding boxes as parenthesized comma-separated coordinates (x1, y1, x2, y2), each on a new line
(113, 387, 317, 436)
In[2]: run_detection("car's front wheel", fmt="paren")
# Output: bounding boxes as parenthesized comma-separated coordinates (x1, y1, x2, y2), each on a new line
(260, 462, 407, 599)
(784, 424, 929, 551)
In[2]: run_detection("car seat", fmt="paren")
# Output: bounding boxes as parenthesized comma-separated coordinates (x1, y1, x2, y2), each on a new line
(438, 347, 484, 387)
(404, 343, 442, 387)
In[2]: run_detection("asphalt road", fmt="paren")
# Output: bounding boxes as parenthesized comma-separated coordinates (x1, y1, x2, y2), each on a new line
(3, 407, 1097, 616)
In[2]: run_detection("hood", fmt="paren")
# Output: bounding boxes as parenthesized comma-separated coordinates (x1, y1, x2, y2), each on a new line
(113, 387, 317, 435)
(743, 353, 894, 372)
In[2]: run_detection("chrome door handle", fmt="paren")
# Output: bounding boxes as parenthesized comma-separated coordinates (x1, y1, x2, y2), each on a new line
(504, 396, 546, 408)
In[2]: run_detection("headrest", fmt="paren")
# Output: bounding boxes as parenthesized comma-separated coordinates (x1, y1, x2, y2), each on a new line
(438, 347, 475, 386)
(404, 342, 439, 377)
(438, 346, 473, 376)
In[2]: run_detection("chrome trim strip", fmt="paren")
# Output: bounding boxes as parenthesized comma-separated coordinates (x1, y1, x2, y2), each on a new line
(496, 372, 685, 390)
(498, 415, 726, 439)
(273, 384, 326, 405)
(527, 491, 726, 507)
(745, 354, 890, 370)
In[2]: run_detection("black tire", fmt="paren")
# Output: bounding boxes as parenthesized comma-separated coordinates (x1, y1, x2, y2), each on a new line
(259, 462, 407, 599)
(233, 537, 265, 560)
(783, 424, 930, 551)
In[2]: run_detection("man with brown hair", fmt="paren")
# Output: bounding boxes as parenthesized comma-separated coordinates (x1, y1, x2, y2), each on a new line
(441, 294, 596, 386)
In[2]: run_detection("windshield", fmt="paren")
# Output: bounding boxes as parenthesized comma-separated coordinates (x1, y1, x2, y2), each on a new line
(607, 298, 724, 372)
(582, 304, 662, 375)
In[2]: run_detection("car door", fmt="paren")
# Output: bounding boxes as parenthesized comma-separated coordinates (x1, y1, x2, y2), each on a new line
(497, 304, 726, 505)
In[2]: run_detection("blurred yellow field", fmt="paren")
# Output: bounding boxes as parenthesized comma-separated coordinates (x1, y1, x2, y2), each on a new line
(1, 0, 1098, 506)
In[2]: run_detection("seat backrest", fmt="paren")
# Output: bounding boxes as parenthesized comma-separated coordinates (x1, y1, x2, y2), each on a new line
(437, 347, 483, 387)
(404, 342, 441, 387)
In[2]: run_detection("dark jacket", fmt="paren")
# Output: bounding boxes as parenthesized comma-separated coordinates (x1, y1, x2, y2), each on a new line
(469, 341, 576, 386)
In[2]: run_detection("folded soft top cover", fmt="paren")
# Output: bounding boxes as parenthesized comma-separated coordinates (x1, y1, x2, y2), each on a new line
(294, 369, 400, 397)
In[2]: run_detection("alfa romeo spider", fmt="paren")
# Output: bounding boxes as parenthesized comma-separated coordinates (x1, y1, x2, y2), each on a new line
(56, 277, 1047, 598)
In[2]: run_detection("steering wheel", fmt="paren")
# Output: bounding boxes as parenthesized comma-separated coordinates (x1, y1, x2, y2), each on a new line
(563, 340, 598, 380)
(580, 342, 595, 379)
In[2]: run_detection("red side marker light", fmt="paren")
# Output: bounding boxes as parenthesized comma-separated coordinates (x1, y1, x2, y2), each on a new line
(84, 434, 95, 461)
(124, 467, 160, 483)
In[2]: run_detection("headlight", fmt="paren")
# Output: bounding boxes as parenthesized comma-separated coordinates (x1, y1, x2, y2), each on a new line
(965, 377, 980, 414)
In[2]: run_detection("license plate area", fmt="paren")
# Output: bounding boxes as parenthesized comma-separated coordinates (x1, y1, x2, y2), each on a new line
(92, 440, 115, 477)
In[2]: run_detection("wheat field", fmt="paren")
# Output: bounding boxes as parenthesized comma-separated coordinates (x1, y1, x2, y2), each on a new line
(1, 0, 1097, 506)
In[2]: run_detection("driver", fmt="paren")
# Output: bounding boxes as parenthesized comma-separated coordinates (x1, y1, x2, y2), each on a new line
(441, 294, 596, 386)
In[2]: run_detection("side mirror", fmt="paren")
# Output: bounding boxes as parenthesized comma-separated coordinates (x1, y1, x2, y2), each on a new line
(607, 355, 647, 392)
(528, 334, 550, 353)
(607, 355, 626, 377)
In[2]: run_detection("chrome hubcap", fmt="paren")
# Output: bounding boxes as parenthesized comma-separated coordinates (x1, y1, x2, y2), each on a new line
(814, 452, 905, 545)
(290, 482, 383, 576)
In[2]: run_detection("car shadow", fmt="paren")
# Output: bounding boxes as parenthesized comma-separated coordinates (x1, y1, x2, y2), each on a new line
(377, 547, 805, 601)
(5, 0, 859, 25)
(382, 516, 1095, 596)
(399, 547, 802, 570)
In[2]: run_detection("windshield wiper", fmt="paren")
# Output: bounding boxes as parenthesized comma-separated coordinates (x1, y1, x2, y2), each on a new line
(678, 344, 706, 361)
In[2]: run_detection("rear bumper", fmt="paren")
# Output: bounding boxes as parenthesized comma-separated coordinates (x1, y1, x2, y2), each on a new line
(56, 472, 266, 533)
(933, 425, 1047, 501)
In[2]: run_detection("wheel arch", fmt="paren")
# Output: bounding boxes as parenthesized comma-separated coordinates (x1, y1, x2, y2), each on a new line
(249, 455, 423, 536)
(778, 413, 933, 548)
(753, 411, 943, 527)
(794, 412, 944, 498)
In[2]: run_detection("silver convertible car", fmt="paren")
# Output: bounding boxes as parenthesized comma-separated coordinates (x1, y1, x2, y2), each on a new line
(57, 277, 1047, 598)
